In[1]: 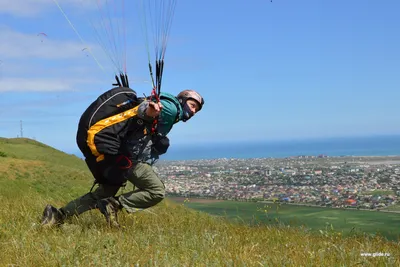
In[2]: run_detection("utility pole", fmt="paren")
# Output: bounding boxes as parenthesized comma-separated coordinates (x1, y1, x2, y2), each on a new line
(20, 120, 23, 138)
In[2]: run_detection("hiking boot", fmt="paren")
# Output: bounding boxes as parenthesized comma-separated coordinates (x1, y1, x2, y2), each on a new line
(96, 197, 121, 227)
(41, 204, 65, 227)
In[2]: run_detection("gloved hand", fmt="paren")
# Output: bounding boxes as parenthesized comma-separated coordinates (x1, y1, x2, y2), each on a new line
(146, 101, 163, 118)
(151, 135, 170, 157)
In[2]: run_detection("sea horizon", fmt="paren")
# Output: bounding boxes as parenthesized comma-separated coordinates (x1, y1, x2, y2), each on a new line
(67, 135, 400, 161)
(162, 135, 400, 161)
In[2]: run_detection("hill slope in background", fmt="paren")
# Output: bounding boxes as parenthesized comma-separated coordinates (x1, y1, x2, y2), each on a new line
(0, 137, 85, 170)
(0, 137, 399, 266)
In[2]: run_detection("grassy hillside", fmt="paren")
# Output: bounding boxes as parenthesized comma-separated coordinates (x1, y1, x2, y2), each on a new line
(0, 137, 86, 170)
(0, 138, 399, 266)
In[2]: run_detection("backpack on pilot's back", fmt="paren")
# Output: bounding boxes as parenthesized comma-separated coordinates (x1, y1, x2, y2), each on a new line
(76, 86, 144, 161)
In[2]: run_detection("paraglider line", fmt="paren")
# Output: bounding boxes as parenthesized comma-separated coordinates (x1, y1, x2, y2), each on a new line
(52, 0, 105, 72)
(122, 0, 127, 73)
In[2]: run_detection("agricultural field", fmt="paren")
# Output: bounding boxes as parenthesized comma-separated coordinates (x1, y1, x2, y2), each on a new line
(168, 197, 400, 241)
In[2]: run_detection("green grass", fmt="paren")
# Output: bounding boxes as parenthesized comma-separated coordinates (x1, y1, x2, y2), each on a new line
(383, 204, 400, 211)
(0, 137, 86, 170)
(0, 137, 399, 266)
(170, 199, 400, 241)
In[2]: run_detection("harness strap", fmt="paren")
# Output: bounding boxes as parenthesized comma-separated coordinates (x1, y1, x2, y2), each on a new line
(150, 87, 160, 134)
(89, 180, 98, 193)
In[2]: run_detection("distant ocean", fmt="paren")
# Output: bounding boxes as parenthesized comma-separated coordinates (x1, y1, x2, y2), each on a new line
(70, 135, 400, 161)
(162, 135, 400, 161)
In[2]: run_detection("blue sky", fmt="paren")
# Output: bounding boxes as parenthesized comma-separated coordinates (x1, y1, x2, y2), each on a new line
(0, 0, 399, 154)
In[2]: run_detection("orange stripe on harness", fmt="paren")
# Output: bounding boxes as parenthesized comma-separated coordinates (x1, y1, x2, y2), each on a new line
(87, 105, 140, 157)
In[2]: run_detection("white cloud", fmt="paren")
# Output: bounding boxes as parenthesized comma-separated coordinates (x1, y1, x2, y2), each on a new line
(0, 77, 98, 92)
(0, 0, 91, 17)
(0, 75, 149, 93)
(0, 26, 100, 60)
(0, 12, 152, 93)
(0, 0, 52, 17)
(0, 77, 72, 92)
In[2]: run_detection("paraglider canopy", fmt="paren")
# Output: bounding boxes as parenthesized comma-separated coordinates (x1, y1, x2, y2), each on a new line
(37, 32, 48, 42)
(81, 47, 89, 57)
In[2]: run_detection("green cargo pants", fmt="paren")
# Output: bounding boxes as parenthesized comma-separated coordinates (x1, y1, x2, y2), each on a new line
(61, 162, 165, 217)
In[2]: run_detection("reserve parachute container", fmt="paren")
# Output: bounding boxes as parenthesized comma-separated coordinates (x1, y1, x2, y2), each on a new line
(76, 86, 143, 161)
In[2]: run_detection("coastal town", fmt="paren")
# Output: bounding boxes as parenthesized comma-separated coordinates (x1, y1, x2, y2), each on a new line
(155, 155, 400, 210)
